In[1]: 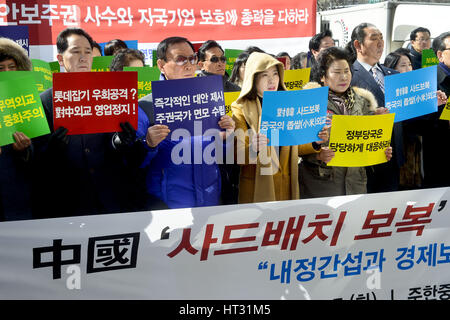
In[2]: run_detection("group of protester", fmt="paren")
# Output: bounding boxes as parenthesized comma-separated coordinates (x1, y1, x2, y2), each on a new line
(0, 23, 449, 222)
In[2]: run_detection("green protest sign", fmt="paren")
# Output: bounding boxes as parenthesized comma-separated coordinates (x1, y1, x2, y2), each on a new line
(31, 59, 53, 91)
(422, 49, 439, 68)
(152, 49, 158, 67)
(91, 56, 114, 72)
(0, 74, 50, 146)
(123, 66, 161, 99)
(0, 70, 47, 93)
(49, 61, 60, 73)
(224, 49, 243, 77)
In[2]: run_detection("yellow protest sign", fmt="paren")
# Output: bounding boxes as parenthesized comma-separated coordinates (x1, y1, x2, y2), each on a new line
(283, 68, 311, 91)
(440, 97, 450, 120)
(225, 91, 240, 117)
(327, 113, 395, 167)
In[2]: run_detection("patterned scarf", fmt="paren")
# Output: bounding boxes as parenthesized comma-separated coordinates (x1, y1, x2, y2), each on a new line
(329, 88, 355, 115)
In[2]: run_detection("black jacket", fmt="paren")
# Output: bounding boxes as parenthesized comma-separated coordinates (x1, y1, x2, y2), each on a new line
(197, 70, 241, 92)
(32, 88, 127, 218)
(409, 47, 422, 70)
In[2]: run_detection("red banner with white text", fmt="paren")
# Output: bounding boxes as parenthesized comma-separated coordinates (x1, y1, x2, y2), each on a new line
(0, 0, 316, 45)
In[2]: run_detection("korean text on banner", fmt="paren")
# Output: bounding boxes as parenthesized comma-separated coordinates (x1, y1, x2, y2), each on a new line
(224, 91, 240, 117)
(0, 1, 316, 46)
(0, 74, 49, 146)
(327, 113, 394, 167)
(52, 71, 138, 135)
(0, 25, 29, 55)
(260, 86, 328, 146)
(225, 49, 243, 77)
(1, 187, 449, 299)
(91, 56, 114, 72)
(283, 68, 311, 91)
(123, 66, 161, 99)
(151, 75, 225, 137)
(384, 66, 438, 123)
(440, 97, 450, 121)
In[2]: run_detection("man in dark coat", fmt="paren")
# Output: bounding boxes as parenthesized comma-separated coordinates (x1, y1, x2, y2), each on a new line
(197, 40, 240, 204)
(346, 23, 404, 193)
(409, 27, 431, 70)
(197, 40, 241, 92)
(420, 32, 450, 188)
(32, 28, 130, 218)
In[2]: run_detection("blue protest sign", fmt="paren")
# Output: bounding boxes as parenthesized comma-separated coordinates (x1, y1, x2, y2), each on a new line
(0, 26, 29, 55)
(260, 86, 328, 146)
(151, 75, 225, 136)
(384, 66, 437, 123)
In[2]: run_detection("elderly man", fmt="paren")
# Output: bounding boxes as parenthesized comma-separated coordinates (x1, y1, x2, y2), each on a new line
(409, 27, 432, 70)
(347, 22, 404, 193)
(34, 28, 134, 218)
(137, 36, 235, 208)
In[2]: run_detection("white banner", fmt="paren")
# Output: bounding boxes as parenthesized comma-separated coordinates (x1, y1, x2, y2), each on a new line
(1, 187, 449, 300)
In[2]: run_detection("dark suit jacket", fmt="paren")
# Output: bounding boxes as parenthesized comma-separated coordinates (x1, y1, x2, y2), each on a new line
(351, 60, 405, 167)
(32, 88, 126, 218)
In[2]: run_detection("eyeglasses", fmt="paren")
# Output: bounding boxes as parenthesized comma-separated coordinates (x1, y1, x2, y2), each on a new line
(168, 54, 198, 66)
(416, 38, 431, 42)
(208, 56, 227, 63)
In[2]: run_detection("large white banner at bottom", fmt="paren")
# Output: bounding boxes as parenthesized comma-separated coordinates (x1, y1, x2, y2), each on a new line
(1, 187, 449, 300)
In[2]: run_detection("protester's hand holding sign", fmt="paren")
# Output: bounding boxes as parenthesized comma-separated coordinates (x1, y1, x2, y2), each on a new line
(316, 147, 334, 163)
(146, 124, 170, 148)
(12, 131, 31, 152)
(251, 133, 269, 153)
(385, 146, 393, 161)
(218, 115, 235, 140)
(437, 90, 447, 106)
(315, 126, 330, 144)
(374, 107, 389, 115)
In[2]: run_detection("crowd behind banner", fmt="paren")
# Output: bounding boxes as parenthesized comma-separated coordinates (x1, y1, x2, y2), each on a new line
(0, 24, 449, 222)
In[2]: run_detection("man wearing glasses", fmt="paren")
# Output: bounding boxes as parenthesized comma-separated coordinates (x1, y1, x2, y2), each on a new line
(137, 36, 235, 209)
(409, 27, 432, 70)
(197, 40, 241, 92)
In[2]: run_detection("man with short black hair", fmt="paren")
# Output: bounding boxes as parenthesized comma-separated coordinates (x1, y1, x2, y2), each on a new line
(33, 28, 134, 218)
(409, 27, 432, 70)
(197, 40, 240, 92)
(309, 30, 334, 60)
(308, 30, 335, 80)
(348, 23, 404, 193)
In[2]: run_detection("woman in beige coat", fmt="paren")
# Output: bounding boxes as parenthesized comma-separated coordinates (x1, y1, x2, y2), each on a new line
(231, 52, 330, 204)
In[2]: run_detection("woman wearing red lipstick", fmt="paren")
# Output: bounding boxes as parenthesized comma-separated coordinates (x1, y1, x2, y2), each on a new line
(231, 52, 329, 204)
(299, 46, 392, 198)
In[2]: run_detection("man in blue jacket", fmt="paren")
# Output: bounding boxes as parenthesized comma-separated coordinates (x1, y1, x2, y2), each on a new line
(137, 36, 235, 209)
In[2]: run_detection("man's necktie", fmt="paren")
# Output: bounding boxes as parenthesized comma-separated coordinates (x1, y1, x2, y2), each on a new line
(371, 66, 385, 94)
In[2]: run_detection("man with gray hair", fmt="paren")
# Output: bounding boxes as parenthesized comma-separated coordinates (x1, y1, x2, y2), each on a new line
(346, 22, 404, 193)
